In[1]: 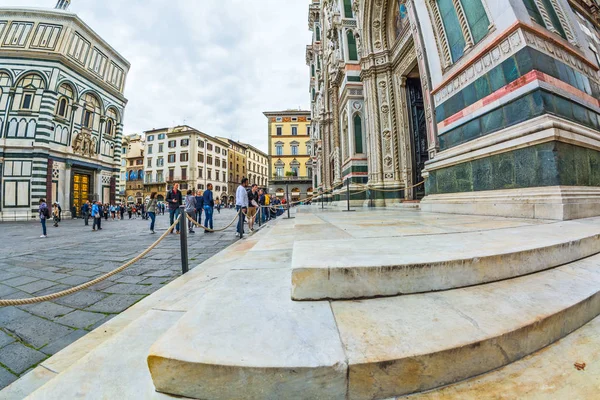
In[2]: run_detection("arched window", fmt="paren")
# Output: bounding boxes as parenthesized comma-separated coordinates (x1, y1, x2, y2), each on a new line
(311, 64, 315, 77)
(347, 31, 358, 61)
(56, 83, 74, 119)
(315, 25, 321, 41)
(17, 74, 45, 110)
(353, 114, 363, 154)
(312, 88, 316, 102)
(105, 108, 118, 137)
(129, 170, 135, 181)
(344, 0, 353, 18)
(82, 93, 101, 130)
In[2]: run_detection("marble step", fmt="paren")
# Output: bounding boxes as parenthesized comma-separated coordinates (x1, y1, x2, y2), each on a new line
(291, 218, 600, 300)
(148, 254, 600, 400)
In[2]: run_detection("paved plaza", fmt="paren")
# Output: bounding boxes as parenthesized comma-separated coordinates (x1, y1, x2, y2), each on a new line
(0, 209, 243, 388)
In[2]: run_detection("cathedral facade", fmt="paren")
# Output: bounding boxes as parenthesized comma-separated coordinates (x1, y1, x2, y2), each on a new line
(308, 0, 600, 219)
(0, 1, 129, 220)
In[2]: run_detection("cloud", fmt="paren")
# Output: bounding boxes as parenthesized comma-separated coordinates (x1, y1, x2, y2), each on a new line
(0, 0, 312, 152)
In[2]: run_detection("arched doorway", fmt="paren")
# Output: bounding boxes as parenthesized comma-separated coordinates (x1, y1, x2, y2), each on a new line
(360, 0, 437, 200)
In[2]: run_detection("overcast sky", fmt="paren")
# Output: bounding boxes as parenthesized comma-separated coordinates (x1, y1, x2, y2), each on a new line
(1, 0, 312, 152)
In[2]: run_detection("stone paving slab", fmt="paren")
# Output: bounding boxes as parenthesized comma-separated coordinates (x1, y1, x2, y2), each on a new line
(0, 210, 241, 388)
(0, 343, 46, 375)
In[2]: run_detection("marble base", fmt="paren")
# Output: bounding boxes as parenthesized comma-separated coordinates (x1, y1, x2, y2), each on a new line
(421, 186, 600, 220)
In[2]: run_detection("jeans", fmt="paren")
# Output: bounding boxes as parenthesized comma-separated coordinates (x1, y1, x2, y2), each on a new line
(204, 206, 213, 230)
(84, 212, 90, 225)
(93, 217, 101, 230)
(148, 212, 156, 231)
(169, 208, 180, 232)
(236, 205, 245, 236)
(187, 211, 196, 231)
(196, 209, 203, 224)
(41, 218, 47, 236)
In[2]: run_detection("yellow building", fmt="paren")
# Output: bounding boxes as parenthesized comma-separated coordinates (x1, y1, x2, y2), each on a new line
(264, 110, 313, 201)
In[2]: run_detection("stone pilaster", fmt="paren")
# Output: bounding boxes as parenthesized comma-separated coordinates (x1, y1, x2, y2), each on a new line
(331, 84, 341, 187)
(37, 90, 58, 144)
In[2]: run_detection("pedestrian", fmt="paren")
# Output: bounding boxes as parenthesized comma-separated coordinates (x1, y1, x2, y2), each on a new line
(57, 202, 62, 222)
(247, 184, 259, 232)
(147, 192, 158, 234)
(110, 204, 116, 220)
(235, 178, 249, 238)
(104, 203, 109, 221)
(52, 202, 60, 227)
(203, 183, 215, 233)
(82, 200, 90, 226)
(141, 202, 147, 220)
(39, 198, 49, 238)
(128, 204, 133, 219)
(194, 190, 204, 226)
(216, 199, 221, 214)
(259, 189, 266, 224)
(119, 204, 125, 220)
(184, 189, 197, 234)
(92, 201, 102, 231)
(166, 183, 183, 234)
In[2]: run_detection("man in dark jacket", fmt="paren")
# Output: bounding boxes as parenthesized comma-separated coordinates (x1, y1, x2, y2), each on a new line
(166, 183, 183, 233)
(82, 200, 90, 226)
(194, 190, 204, 224)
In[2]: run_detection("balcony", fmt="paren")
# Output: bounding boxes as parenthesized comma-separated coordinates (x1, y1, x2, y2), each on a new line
(145, 179, 166, 185)
(271, 176, 312, 182)
(166, 176, 189, 182)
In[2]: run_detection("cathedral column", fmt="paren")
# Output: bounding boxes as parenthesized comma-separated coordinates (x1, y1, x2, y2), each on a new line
(330, 83, 342, 188)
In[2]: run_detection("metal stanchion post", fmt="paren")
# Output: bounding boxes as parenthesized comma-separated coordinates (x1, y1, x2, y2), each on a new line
(343, 178, 355, 213)
(285, 183, 294, 219)
(179, 205, 189, 274)
(258, 206, 262, 227)
(321, 190, 324, 210)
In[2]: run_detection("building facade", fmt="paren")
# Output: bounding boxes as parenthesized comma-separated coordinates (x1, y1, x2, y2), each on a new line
(309, 0, 600, 219)
(216, 137, 247, 204)
(0, 3, 129, 220)
(265, 110, 314, 201)
(243, 143, 269, 189)
(124, 134, 144, 205)
(143, 126, 229, 203)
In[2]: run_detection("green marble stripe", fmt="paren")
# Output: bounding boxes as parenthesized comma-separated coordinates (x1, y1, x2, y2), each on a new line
(426, 142, 600, 195)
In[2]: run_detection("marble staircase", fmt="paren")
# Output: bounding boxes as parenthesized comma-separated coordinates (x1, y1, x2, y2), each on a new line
(4, 209, 600, 399)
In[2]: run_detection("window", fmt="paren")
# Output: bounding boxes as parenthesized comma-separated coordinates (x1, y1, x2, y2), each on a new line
(222, 171, 226, 182)
(157, 158, 164, 167)
(222, 149, 227, 156)
(158, 133, 166, 140)
(523, 0, 569, 40)
(292, 126, 298, 136)
(57, 98, 68, 117)
(182, 167, 187, 180)
(354, 114, 363, 154)
(230, 162, 233, 170)
(83, 110, 93, 128)
(82, 93, 100, 130)
(198, 140, 205, 148)
(129, 160, 134, 166)
(207, 143, 213, 151)
(147, 135, 154, 141)
(215, 157, 220, 166)
(157, 171, 163, 182)
(344, 0, 353, 18)
(198, 167, 203, 178)
(307, 126, 311, 135)
(208, 169, 212, 180)
(222, 160, 227, 168)
(181, 139, 189, 147)
(276, 167, 284, 177)
(291, 145, 299, 156)
(180, 153, 189, 162)
(158, 143, 164, 152)
(276, 126, 283, 136)
(347, 31, 358, 61)
(168, 154, 176, 163)
(168, 140, 177, 148)
(147, 158, 152, 167)
(215, 146, 220, 153)
(207, 155, 213, 165)
(198, 153, 204, 163)
(316, 25, 321, 41)
(438, 0, 467, 62)
(148, 145, 153, 155)
(169, 169, 175, 181)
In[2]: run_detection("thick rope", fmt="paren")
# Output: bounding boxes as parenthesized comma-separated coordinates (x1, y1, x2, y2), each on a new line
(186, 209, 242, 232)
(0, 220, 179, 307)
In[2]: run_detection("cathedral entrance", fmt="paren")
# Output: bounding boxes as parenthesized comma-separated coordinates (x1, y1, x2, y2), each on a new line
(406, 77, 428, 200)
(71, 171, 92, 217)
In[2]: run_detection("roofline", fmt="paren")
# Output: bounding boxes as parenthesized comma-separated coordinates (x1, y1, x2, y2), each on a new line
(263, 110, 311, 117)
(0, 7, 131, 68)
(239, 142, 268, 157)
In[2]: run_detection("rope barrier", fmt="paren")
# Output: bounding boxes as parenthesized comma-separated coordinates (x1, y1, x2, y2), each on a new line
(0, 220, 179, 307)
(186, 209, 242, 232)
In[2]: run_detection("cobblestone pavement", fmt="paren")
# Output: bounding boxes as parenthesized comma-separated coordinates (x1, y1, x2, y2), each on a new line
(0, 209, 242, 388)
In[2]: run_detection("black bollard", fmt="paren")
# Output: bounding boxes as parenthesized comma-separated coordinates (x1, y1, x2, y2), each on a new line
(343, 178, 355, 213)
(179, 205, 189, 274)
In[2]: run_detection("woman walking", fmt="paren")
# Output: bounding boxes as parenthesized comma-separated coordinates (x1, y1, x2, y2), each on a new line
(185, 190, 197, 234)
(203, 183, 215, 233)
(147, 193, 158, 234)
(39, 198, 49, 238)
(92, 201, 102, 231)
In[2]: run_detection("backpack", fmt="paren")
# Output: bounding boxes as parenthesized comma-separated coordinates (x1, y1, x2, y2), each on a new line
(265, 195, 270, 205)
(42, 206, 50, 219)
